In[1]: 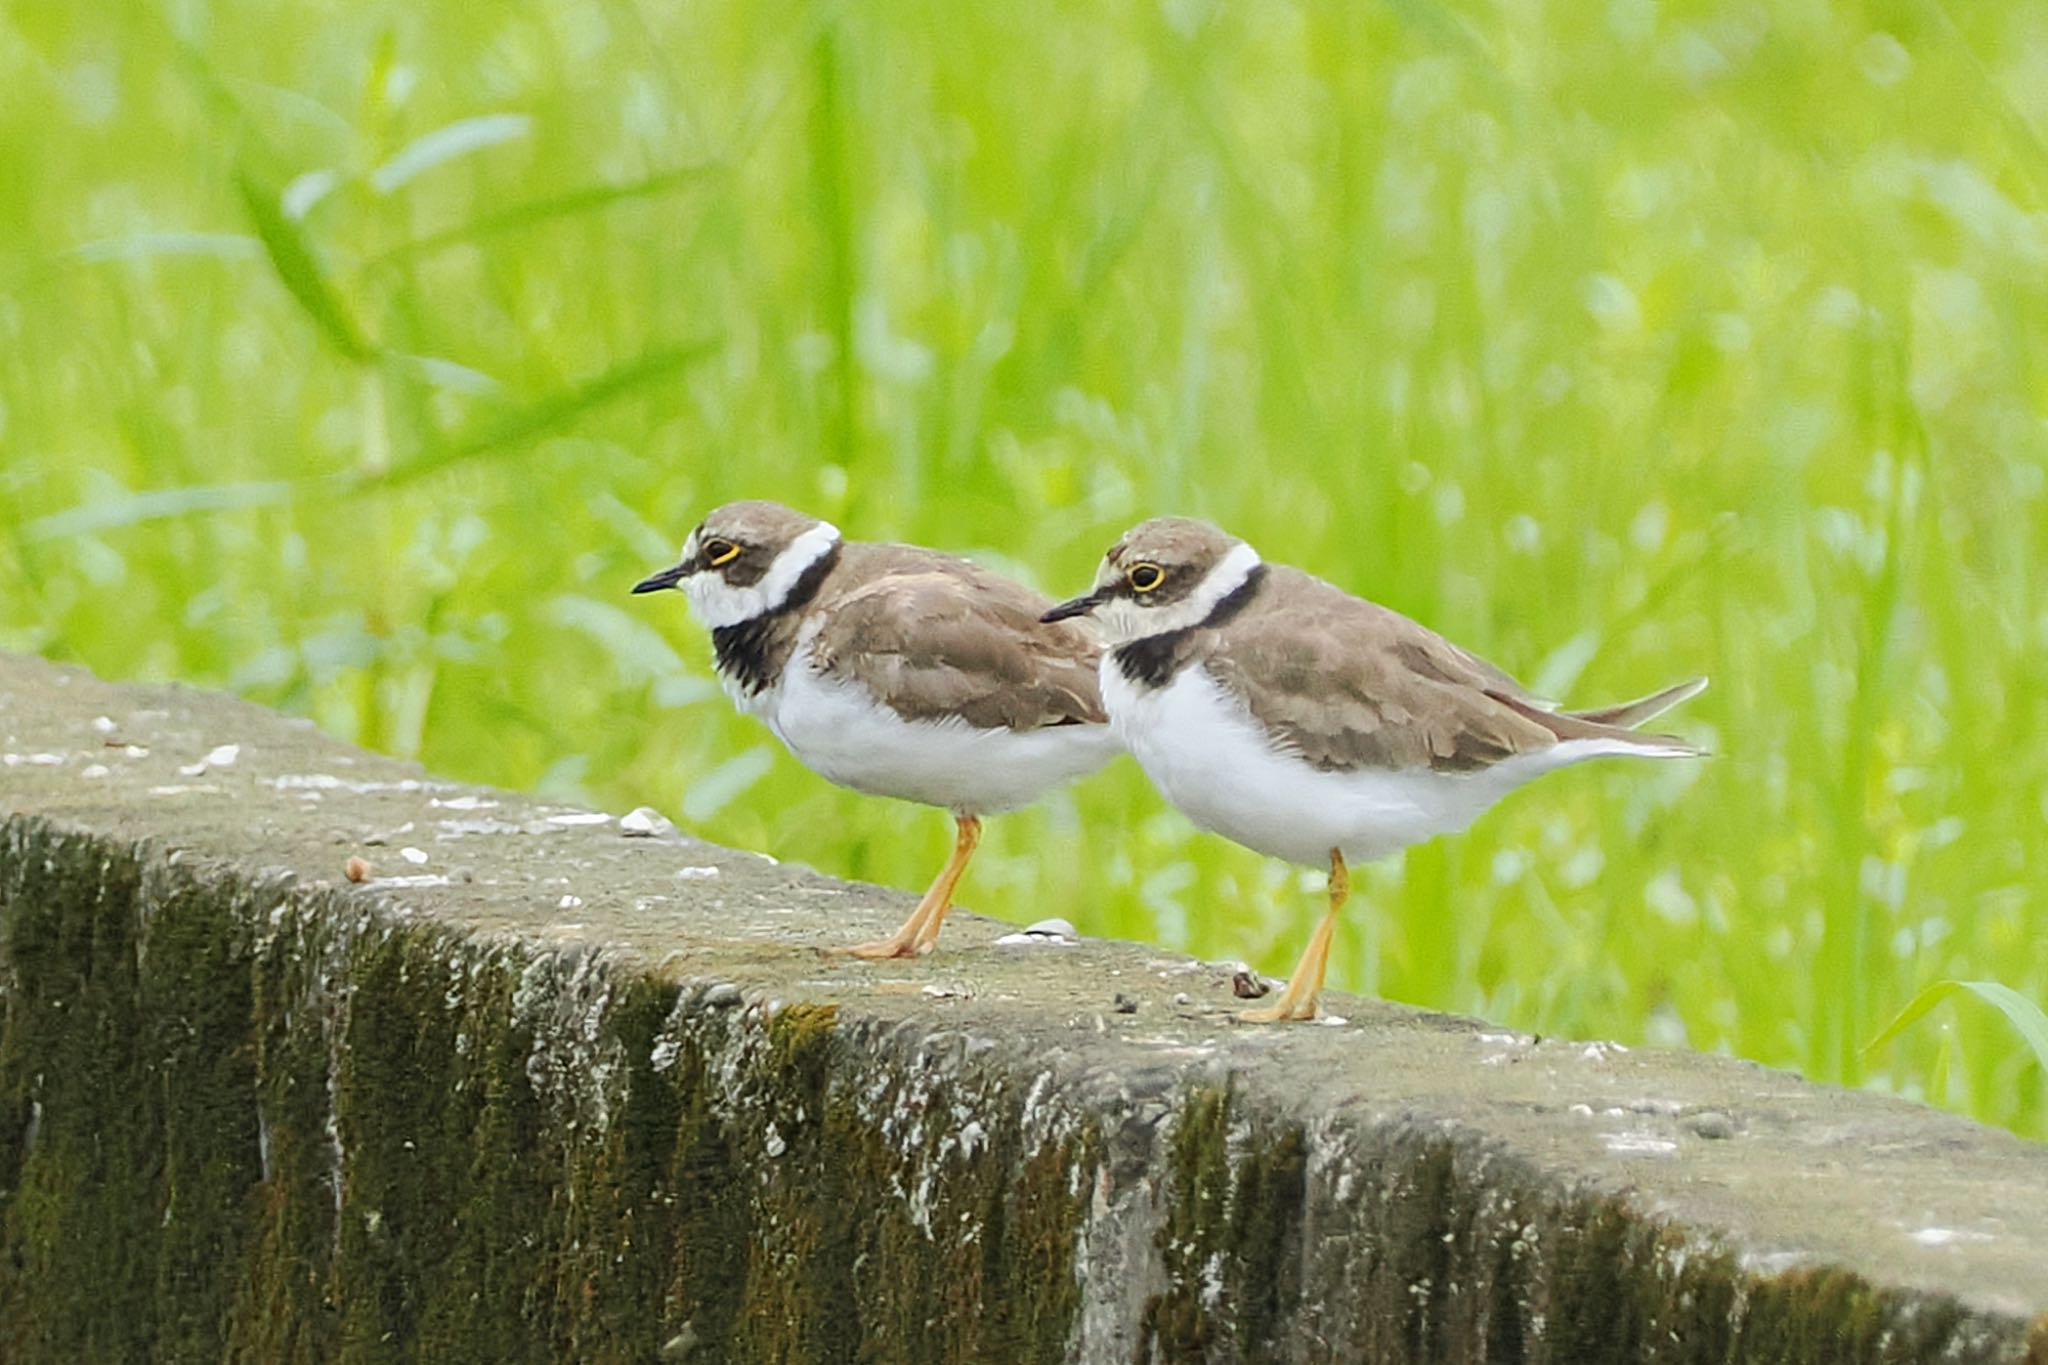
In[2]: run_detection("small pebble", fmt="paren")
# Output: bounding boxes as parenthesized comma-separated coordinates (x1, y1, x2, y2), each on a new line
(995, 916, 1077, 946)
(702, 983, 743, 1008)
(621, 806, 676, 837)
(1113, 992, 1139, 1015)
(344, 856, 371, 883)
(1231, 967, 1271, 1000)
(1173, 992, 1192, 1007)
(1687, 1110, 1738, 1140)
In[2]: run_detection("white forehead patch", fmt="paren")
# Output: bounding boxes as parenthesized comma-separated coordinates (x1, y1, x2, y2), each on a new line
(682, 520, 842, 629)
(1094, 540, 1262, 644)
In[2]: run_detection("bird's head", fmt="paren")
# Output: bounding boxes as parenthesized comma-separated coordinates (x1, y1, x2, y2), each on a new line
(1042, 516, 1263, 645)
(632, 499, 843, 628)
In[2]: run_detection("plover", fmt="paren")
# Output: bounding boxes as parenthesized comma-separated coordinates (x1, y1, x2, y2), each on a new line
(1044, 516, 1705, 1021)
(634, 500, 1118, 957)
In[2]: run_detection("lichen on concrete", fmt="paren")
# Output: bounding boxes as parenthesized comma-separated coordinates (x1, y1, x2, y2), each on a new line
(6, 651, 2048, 1362)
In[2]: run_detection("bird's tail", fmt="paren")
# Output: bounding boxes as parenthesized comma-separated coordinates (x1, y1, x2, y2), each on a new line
(1492, 675, 1709, 757)
(1566, 676, 1709, 730)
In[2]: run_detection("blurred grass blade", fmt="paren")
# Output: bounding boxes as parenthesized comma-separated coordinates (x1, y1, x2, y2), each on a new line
(23, 479, 319, 543)
(1866, 979, 2048, 1068)
(680, 744, 776, 823)
(282, 168, 342, 221)
(542, 593, 688, 686)
(235, 169, 376, 361)
(369, 113, 533, 194)
(386, 352, 504, 397)
(365, 165, 717, 268)
(371, 338, 721, 487)
(65, 232, 262, 263)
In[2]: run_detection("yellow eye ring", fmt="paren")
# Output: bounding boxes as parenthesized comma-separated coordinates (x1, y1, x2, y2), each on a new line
(1129, 562, 1164, 593)
(705, 539, 741, 567)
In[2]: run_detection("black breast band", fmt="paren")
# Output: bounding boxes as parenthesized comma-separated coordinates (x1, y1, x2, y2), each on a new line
(1113, 564, 1266, 687)
(711, 542, 842, 694)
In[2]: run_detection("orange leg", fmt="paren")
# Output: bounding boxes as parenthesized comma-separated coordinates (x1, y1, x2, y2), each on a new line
(1241, 848, 1350, 1023)
(832, 814, 983, 959)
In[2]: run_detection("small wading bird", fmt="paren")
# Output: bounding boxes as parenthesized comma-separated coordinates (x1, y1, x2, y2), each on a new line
(633, 500, 1118, 957)
(1044, 517, 1705, 1022)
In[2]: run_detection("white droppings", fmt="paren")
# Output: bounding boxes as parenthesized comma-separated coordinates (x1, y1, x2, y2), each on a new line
(558, 894, 584, 910)
(1579, 1041, 1629, 1062)
(271, 774, 429, 793)
(545, 811, 611, 826)
(430, 794, 500, 810)
(91, 715, 118, 733)
(436, 817, 525, 837)
(376, 874, 453, 888)
(1909, 1226, 1993, 1247)
(3, 753, 66, 766)
(675, 866, 721, 880)
(178, 743, 241, 776)
(79, 764, 110, 779)
(1602, 1132, 1679, 1156)
(399, 847, 429, 865)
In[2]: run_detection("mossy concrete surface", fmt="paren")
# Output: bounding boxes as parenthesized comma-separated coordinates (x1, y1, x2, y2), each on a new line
(2, 652, 2045, 1364)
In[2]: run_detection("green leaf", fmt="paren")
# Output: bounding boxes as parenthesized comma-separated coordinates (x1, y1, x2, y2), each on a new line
(66, 232, 262, 263)
(1866, 979, 2048, 1070)
(369, 338, 720, 487)
(234, 169, 377, 362)
(364, 165, 717, 269)
(369, 113, 534, 195)
(21, 479, 324, 543)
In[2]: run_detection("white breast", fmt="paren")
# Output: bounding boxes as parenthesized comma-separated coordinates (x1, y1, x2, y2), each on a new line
(1103, 660, 1670, 867)
(753, 640, 1120, 815)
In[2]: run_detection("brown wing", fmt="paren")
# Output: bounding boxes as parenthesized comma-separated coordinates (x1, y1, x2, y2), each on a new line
(1200, 568, 1563, 773)
(806, 543, 1107, 731)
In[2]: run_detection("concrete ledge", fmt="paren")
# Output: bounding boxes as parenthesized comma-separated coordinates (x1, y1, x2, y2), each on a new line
(2, 651, 2045, 1363)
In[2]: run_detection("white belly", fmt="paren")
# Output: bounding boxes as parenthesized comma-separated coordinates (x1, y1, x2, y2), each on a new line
(749, 649, 1120, 814)
(1103, 661, 1653, 867)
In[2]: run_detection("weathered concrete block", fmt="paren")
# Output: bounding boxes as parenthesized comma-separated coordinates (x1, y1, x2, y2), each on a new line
(2, 651, 2045, 1363)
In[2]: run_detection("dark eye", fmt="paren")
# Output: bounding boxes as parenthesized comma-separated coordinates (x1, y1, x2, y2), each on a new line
(1129, 563, 1164, 593)
(704, 538, 741, 567)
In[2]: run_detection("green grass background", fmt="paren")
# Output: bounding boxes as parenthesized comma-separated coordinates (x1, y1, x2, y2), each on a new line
(3, 0, 2045, 1135)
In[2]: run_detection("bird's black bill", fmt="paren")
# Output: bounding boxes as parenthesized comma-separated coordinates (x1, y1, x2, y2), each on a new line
(631, 564, 688, 594)
(1040, 589, 1107, 623)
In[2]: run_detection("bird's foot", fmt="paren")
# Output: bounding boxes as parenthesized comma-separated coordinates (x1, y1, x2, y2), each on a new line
(1238, 994, 1318, 1024)
(827, 936, 929, 960)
